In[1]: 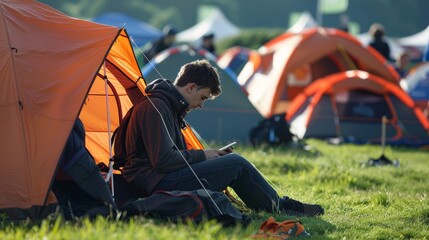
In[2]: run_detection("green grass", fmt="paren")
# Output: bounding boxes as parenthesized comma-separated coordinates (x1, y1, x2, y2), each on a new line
(1, 139, 428, 239)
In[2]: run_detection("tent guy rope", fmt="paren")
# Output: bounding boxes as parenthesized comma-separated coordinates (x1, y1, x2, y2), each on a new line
(102, 62, 116, 202)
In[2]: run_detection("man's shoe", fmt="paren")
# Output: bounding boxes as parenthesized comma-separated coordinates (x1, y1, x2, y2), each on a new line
(281, 197, 324, 216)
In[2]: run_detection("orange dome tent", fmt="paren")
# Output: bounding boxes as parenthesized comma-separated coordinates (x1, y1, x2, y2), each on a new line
(238, 27, 400, 118)
(286, 70, 429, 145)
(0, 0, 202, 220)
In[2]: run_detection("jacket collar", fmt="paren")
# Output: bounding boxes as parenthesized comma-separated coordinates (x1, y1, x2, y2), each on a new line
(145, 79, 189, 127)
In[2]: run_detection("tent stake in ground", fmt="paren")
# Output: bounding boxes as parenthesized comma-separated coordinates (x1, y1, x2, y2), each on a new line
(365, 116, 400, 167)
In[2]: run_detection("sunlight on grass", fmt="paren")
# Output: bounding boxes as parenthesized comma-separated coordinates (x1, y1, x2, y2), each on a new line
(1, 139, 428, 239)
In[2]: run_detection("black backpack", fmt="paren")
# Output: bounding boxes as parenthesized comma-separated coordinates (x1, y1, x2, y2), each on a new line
(120, 189, 251, 226)
(249, 113, 293, 147)
(111, 106, 135, 170)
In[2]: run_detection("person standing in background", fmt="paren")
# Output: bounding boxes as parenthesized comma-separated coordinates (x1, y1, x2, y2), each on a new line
(142, 25, 177, 64)
(200, 33, 217, 56)
(368, 23, 392, 61)
(394, 52, 410, 79)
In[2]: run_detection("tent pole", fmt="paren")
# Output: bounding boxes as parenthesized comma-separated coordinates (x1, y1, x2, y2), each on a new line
(103, 62, 115, 203)
(316, 0, 323, 26)
(330, 94, 342, 137)
(381, 115, 386, 156)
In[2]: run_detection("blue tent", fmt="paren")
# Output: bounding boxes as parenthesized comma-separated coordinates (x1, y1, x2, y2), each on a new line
(92, 12, 161, 47)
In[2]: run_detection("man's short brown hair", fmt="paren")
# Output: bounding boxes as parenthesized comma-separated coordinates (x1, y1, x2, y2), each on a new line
(174, 59, 221, 97)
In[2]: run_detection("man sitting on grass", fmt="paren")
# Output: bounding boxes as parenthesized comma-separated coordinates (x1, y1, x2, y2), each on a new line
(121, 59, 324, 216)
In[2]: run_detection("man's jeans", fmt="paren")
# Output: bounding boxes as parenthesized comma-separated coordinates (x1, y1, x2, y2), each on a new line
(152, 153, 281, 212)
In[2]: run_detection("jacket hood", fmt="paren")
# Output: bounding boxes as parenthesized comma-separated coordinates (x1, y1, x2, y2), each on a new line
(145, 79, 189, 117)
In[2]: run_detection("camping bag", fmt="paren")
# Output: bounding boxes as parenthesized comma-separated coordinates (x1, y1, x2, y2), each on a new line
(120, 189, 251, 226)
(249, 113, 293, 147)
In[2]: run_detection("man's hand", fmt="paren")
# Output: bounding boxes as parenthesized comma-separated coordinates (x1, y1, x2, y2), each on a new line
(204, 149, 231, 160)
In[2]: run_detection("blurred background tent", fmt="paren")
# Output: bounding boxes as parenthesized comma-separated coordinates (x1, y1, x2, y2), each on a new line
(286, 70, 429, 146)
(217, 46, 258, 76)
(400, 62, 429, 118)
(92, 12, 162, 47)
(176, 7, 240, 45)
(142, 44, 263, 143)
(237, 27, 399, 118)
(397, 25, 429, 61)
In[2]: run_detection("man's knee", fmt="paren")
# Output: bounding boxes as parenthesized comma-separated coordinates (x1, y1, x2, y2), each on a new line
(227, 154, 253, 168)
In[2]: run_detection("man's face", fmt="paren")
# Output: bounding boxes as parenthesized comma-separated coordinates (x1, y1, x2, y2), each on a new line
(183, 83, 211, 112)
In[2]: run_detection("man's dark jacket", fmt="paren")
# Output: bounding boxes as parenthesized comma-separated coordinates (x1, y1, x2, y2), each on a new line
(122, 79, 206, 196)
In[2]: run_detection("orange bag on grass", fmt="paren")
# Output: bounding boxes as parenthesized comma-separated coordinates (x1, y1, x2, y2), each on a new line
(251, 216, 310, 239)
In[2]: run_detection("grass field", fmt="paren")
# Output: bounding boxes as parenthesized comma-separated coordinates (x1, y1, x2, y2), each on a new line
(1, 139, 428, 239)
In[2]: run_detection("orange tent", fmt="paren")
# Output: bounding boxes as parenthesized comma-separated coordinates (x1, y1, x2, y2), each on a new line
(286, 70, 429, 145)
(237, 27, 400, 118)
(0, 0, 202, 219)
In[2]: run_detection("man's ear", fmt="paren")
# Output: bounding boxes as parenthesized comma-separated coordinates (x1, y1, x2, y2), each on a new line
(187, 83, 197, 92)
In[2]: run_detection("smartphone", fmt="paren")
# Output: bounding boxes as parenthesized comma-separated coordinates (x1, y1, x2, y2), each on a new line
(219, 141, 237, 151)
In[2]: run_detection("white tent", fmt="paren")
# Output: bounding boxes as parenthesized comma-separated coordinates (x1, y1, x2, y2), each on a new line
(397, 25, 429, 52)
(286, 12, 318, 33)
(176, 8, 240, 44)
